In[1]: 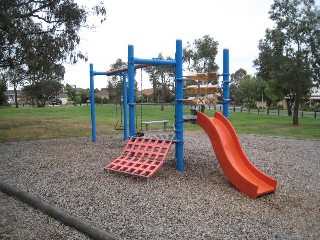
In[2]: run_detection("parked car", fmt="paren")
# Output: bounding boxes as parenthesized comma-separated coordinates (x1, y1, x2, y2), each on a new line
(50, 98, 62, 105)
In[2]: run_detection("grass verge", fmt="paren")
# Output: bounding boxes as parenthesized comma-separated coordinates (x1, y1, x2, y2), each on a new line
(0, 104, 319, 142)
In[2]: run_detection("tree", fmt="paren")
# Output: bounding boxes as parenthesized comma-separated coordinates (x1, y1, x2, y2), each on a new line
(230, 68, 247, 86)
(79, 88, 90, 103)
(22, 63, 64, 107)
(0, 0, 106, 69)
(107, 59, 127, 103)
(259, 79, 274, 109)
(0, 74, 7, 104)
(65, 83, 77, 102)
(1, 66, 29, 108)
(238, 75, 263, 108)
(183, 35, 219, 75)
(230, 68, 247, 104)
(23, 79, 63, 107)
(254, 0, 320, 125)
(145, 53, 175, 111)
(0, 1, 106, 107)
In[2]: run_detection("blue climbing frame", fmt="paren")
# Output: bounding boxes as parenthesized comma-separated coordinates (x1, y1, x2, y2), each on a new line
(89, 40, 184, 171)
(127, 40, 184, 172)
(89, 40, 230, 173)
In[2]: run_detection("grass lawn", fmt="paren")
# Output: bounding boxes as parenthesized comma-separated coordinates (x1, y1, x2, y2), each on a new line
(0, 104, 319, 142)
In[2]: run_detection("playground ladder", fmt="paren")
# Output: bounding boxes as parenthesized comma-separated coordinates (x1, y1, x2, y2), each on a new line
(104, 137, 173, 178)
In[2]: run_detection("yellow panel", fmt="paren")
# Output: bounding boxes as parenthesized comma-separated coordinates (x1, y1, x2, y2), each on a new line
(208, 72, 219, 81)
(195, 73, 208, 81)
(199, 88, 207, 95)
(184, 73, 208, 81)
(206, 85, 218, 94)
(186, 85, 218, 95)
(184, 97, 197, 106)
(187, 88, 198, 95)
(184, 96, 217, 106)
(186, 85, 199, 95)
(184, 73, 198, 80)
(196, 97, 207, 105)
(184, 72, 219, 81)
(207, 96, 217, 106)
(184, 99, 198, 106)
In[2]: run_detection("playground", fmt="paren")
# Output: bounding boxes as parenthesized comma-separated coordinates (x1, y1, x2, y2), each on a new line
(1, 133, 319, 239)
(88, 40, 277, 200)
(1, 39, 319, 239)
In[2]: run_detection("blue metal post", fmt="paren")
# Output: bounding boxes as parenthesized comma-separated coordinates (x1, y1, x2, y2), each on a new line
(175, 39, 184, 172)
(121, 73, 128, 140)
(223, 49, 230, 118)
(89, 63, 96, 142)
(128, 45, 136, 137)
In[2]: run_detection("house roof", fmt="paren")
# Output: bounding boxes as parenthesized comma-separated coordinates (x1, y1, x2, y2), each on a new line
(57, 93, 68, 98)
(5, 90, 22, 95)
(310, 88, 320, 100)
(141, 88, 153, 96)
(96, 89, 109, 98)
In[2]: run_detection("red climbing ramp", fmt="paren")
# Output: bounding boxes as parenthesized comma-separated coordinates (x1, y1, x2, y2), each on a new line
(104, 137, 173, 178)
(196, 111, 277, 199)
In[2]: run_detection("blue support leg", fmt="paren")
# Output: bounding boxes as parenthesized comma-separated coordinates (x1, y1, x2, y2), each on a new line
(122, 73, 128, 140)
(90, 63, 96, 142)
(128, 45, 136, 137)
(223, 49, 230, 118)
(175, 39, 184, 172)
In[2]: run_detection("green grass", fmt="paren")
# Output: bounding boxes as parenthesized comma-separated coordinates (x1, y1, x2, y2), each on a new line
(227, 112, 320, 139)
(0, 104, 319, 142)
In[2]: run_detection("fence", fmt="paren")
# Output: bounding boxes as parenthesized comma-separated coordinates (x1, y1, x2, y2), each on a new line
(185, 105, 319, 119)
(225, 106, 319, 119)
(12, 102, 320, 119)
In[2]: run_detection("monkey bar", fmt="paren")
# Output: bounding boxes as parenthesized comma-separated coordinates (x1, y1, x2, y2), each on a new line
(106, 64, 149, 76)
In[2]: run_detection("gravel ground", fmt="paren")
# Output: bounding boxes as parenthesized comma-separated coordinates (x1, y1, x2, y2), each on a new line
(0, 132, 319, 239)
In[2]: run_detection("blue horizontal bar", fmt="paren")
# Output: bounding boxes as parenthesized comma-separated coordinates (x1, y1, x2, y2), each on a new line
(93, 71, 107, 75)
(134, 58, 176, 66)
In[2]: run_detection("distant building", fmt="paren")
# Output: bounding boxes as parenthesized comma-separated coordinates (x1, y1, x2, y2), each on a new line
(95, 88, 109, 99)
(310, 89, 320, 101)
(141, 88, 153, 102)
(4, 90, 26, 103)
(256, 89, 320, 109)
(56, 92, 69, 104)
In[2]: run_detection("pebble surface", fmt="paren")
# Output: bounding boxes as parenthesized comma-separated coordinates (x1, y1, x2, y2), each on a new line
(0, 133, 319, 239)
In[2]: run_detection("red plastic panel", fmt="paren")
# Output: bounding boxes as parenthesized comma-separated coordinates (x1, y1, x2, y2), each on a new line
(104, 137, 173, 178)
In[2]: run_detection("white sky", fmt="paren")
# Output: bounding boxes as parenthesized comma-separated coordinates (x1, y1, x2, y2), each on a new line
(64, 0, 275, 90)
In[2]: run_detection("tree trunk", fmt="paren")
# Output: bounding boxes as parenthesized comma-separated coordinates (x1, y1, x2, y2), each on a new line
(286, 98, 293, 116)
(14, 84, 19, 108)
(161, 103, 164, 111)
(160, 96, 164, 111)
(292, 94, 299, 125)
(152, 80, 157, 103)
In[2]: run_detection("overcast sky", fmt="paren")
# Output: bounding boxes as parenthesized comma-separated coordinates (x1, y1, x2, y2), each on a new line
(64, 0, 275, 90)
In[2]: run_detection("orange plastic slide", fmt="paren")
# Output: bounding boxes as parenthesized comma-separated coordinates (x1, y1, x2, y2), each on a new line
(196, 111, 277, 199)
